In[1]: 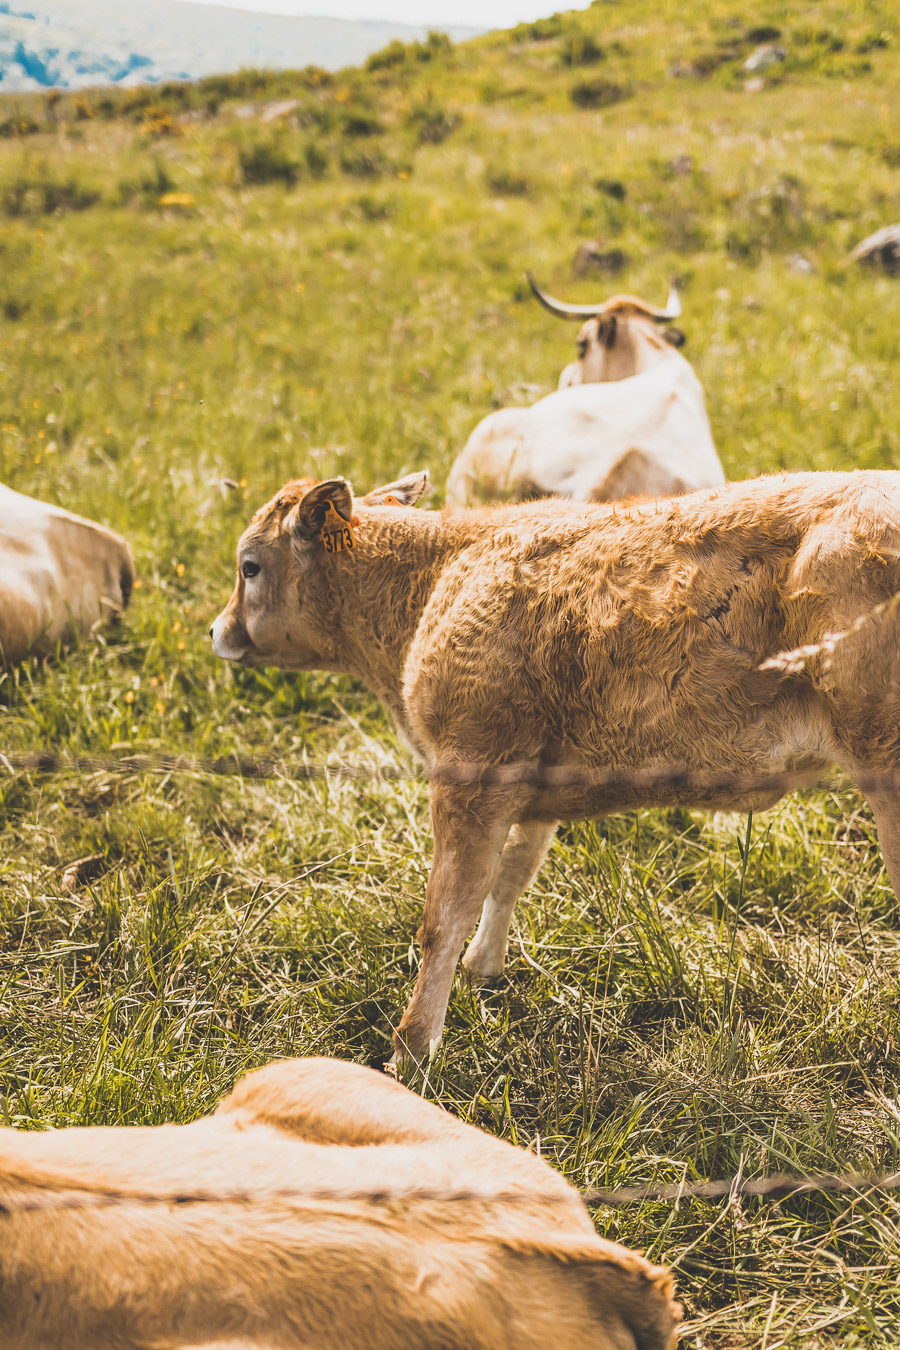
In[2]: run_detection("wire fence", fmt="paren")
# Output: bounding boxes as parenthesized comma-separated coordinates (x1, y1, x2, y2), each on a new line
(2, 748, 900, 797)
(3, 1166, 900, 1218)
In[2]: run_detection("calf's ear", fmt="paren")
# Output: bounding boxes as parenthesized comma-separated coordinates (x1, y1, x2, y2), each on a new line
(286, 478, 355, 541)
(362, 470, 430, 508)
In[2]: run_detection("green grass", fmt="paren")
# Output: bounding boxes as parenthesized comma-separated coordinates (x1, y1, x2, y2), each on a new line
(1, 0, 900, 1342)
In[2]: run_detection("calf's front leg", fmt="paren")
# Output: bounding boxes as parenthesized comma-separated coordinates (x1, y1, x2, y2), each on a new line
(393, 785, 512, 1067)
(463, 820, 558, 980)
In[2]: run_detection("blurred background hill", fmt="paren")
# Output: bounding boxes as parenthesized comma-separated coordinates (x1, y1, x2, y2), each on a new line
(0, 0, 481, 91)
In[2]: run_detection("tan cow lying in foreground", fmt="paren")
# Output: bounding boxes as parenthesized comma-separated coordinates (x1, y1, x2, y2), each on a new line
(0, 1056, 679, 1350)
(0, 481, 135, 664)
(212, 469, 900, 1064)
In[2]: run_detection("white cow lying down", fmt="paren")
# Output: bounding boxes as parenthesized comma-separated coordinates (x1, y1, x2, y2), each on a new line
(446, 274, 725, 505)
(0, 482, 135, 664)
(446, 362, 725, 505)
(0, 1057, 680, 1350)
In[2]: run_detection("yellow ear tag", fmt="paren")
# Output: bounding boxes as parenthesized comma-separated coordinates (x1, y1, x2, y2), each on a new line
(320, 499, 356, 554)
(383, 493, 402, 506)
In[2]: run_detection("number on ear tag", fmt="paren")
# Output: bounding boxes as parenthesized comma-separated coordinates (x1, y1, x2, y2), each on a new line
(320, 500, 356, 554)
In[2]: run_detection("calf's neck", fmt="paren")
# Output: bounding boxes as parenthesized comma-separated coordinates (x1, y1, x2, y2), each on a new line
(212, 470, 900, 1063)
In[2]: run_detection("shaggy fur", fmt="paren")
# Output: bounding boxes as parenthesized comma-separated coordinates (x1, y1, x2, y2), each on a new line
(0, 482, 135, 665)
(212, 469, 900, 1062)
(0, 1057, 680, 1350)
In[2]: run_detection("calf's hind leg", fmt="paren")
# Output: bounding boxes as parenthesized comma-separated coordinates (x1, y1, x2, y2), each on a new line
(393, 786, 513, 1067)
(462, 820, 558, 980)
(860, 788, 900, 901)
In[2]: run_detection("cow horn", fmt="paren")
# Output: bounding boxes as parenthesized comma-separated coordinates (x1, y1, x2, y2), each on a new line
(652, 277, 682, 322)
(526, 273, 601, 320)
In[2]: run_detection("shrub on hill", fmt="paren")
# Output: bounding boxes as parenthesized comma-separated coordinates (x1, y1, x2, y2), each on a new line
(405, 98, 460, 145)
(339, 146, 408, 179)
(856, 30, 890, 52)
(304, 139, 329, 178)
(558, 30, 605, 66)
(0, 113, 40, 138)
(365, 30, 453, 75)
(510, 14, 565, 42)
(366, 39, 407, 72)
(1, 164, 101, 217)
(414, 31, 453, 62)
(484, 162, 530, 196)
(340, 109, 384, 138)
(569, 77, 630, 108)
(238, 135, 301, 187)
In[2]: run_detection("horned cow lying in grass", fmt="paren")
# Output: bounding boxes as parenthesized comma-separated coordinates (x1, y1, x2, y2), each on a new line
(0, 1057, 680, 1350)
(212, 469, 900, 1065)
(445, 276, 724, 505)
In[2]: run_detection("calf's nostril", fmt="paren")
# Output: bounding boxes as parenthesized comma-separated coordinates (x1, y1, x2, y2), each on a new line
(209, 627, 214, 638)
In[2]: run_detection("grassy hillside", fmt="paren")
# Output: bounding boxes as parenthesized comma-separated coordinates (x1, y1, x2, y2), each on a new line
(1, 1, 900, 1343)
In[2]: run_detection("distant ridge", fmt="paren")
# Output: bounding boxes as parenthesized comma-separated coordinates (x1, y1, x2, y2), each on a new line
(0, 0, 483, 91)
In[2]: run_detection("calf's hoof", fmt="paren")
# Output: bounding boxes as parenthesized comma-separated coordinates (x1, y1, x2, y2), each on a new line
(390, 1025, 442, 1073)
(462, 948, 506, 983)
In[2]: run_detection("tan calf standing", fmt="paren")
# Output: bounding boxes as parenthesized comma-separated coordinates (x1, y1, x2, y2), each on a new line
(212, 470, 900, 1064)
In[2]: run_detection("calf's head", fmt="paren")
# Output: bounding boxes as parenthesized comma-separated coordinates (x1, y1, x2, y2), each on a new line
(210, 471, 428, 671)
(527, 272, 685, 385)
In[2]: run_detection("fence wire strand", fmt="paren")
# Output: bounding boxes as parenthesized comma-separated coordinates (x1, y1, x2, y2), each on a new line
(3, 749, 900, 798)
(2, 1168, 900, 1218)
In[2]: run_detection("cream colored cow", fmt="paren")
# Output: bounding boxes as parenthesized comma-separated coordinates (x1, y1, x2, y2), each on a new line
(0, 482, 135, 664)
(445, 277, 723, 506)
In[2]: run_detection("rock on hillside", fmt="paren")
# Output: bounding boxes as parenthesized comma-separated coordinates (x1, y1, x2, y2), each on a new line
(0, 0, 481, 91)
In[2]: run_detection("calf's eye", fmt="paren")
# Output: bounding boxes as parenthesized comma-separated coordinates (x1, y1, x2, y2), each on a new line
(241, 561, 260, 579)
